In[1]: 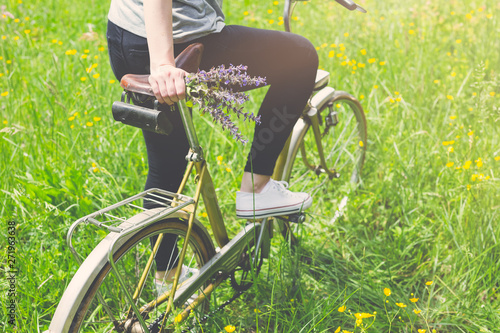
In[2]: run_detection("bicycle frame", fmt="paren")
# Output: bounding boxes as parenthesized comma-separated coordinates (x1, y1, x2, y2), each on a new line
(49, 1, 367, 331)
(107, 37, 352, 333)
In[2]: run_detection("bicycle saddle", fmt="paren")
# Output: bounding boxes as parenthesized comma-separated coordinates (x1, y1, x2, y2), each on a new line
(120, 43, 204, 97)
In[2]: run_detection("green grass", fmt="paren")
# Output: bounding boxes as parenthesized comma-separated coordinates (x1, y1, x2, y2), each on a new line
(1, 0, 499, 332)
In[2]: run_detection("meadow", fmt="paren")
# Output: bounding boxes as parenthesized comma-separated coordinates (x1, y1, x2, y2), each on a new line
(0, 0, 499, 332)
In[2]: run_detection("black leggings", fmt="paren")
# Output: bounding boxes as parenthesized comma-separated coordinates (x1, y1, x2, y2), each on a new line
(107, 21, 318, 270)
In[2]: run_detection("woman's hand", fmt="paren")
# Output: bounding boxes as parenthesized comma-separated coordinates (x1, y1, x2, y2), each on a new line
(149, 64, 187, 105)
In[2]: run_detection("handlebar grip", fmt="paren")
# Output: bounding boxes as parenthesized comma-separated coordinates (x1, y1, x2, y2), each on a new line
(334, 0, 357, 10)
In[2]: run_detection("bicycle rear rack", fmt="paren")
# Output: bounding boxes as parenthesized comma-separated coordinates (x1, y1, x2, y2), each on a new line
(66, 188, 195, 266)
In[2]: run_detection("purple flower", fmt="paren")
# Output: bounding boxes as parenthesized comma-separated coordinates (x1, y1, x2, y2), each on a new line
(185, 64, 266, 143)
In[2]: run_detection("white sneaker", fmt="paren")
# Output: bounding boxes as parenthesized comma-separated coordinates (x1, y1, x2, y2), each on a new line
(155, 265, 198, 296)
(236, 179, 312, 219)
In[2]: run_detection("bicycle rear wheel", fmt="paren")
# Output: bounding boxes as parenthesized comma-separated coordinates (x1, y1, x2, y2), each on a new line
(48, 212, 215, 333)
(290, 90, 367, 188)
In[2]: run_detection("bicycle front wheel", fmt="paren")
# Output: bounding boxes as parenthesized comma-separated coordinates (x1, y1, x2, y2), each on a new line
(48, 211, 215, 333)
(291, 90, 367, 188)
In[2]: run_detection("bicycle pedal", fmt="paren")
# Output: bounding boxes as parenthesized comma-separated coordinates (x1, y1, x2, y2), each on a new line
(277, 213, 306, 224)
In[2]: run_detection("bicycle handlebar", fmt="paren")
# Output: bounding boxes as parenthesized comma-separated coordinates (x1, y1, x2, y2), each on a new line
(283, 0, 366, 33)
(334, 0, 367, 13)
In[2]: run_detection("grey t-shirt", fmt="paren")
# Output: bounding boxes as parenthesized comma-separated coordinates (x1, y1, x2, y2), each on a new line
(108, 0, 225, 43)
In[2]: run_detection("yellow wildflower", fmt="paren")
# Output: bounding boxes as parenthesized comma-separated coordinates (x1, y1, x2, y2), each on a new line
(93, 73, 100, 79)
(446, 162, 454, 167)
(360, 49, 367, 55)
(467, 131, 473, 136)
(355, 312, 375, 325)
(463, 161, 472, 169)
(93, 116, 101, 122)
(338, 305, 346, 312)
(414, 309, 422, 314)
(495, 156, 500, 161)
(359, 141, 364, 147)
(86, 122, 93, 127)
(224, 325, 236, 332)
(490, 92, 496, 97)
(384, 288, 391, 296)
(368, 58, 376, 64)
(410, 298, 419, 303)
(379, 61, 386, 66)
(174, 314, 183, 323)
(418, 330, 426, 333)
(355, 313, 374, 319)
(1, 91, 9, 97)
(425, 281, 433, 286)
(446, 95, 454, 100)
(396, 303, 407, 308)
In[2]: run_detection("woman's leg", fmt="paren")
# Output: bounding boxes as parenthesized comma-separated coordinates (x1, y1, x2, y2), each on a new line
(197, 25, 319, 177)
(107, 20, 189, 275)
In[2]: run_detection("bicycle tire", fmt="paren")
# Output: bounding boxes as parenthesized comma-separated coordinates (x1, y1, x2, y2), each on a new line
(286, 89, 367, 187)
(47, 210, 215, 333)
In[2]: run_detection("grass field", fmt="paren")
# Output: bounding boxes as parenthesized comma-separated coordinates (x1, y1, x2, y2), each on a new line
(1, 0, 499, 332)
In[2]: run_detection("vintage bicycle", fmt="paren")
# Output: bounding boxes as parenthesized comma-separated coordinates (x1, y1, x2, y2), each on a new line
(45, 0, 367, 332)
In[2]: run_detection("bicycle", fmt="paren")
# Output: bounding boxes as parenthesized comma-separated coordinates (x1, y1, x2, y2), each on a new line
(45, 0, 367, 332)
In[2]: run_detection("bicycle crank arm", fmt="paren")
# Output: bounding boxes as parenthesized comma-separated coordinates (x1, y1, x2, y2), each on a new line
(152, 222, 261, 310)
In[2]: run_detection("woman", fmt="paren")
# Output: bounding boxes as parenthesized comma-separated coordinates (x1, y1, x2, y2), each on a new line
(107, 0, 317, 288)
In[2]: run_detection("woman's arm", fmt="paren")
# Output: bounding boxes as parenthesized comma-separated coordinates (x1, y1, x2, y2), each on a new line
(144, 0, 186, 105)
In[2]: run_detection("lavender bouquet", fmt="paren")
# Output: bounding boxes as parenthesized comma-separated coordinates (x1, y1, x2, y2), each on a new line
(185, 64, 266, 144)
